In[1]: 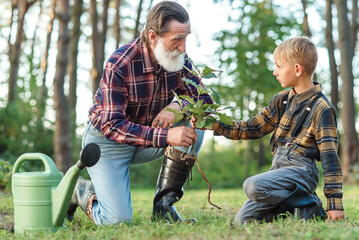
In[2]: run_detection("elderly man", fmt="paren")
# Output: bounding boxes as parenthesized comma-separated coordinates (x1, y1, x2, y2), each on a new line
(67, 1, 213, 225)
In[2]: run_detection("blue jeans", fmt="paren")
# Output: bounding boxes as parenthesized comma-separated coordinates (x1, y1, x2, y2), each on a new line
(82, 120, 204, 225)
(234, 146, 319, 224)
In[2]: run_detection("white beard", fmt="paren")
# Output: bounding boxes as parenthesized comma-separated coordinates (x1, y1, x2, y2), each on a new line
(153, 39, 184, 72)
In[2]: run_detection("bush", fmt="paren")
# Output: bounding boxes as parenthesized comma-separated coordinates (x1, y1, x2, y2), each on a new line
(0, 160, 13, 191)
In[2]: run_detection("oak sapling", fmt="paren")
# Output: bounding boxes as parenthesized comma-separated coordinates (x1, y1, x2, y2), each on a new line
(166, 58, 234, 129)
(166, 58, 234, 209)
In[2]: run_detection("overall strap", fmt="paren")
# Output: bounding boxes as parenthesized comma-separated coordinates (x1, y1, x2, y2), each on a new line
(290, 91, 324, 138)
(279, 93, 289, 120)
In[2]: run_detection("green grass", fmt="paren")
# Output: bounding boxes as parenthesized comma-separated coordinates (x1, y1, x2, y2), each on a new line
(1, 185, 359, 239)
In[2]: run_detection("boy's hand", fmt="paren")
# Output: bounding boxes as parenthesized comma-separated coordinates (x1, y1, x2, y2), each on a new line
(327, 210, 345, 220)
(190, 116, 219, 131)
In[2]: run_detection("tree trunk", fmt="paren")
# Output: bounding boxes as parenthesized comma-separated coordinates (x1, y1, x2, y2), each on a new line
(40, 0, 56, 104)
(335, 0, 359, 182)
(68, 0, 84, 137)
(8, 0, 16, 55)
(115, 0, 122, 49)
(325, 0, 339, 110)
(7, 0, 27, 105)
(90, 0, 109, 96)
(134, 0, 144, 39)
(301, 0, 311, 37)
(351, 0, 358, 58)
(7, 0, 37, 106)
(53, 0, 72, 173)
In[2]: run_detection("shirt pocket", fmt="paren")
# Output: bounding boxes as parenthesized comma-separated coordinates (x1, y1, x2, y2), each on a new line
(126, 95, 152, 119)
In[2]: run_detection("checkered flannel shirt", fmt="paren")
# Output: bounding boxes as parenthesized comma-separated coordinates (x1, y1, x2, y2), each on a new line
(215, 83, 343, 211)
(89, 38, 213, 148)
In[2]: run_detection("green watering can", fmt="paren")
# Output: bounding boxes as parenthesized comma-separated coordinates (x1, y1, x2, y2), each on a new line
(12, 143, 100, 235)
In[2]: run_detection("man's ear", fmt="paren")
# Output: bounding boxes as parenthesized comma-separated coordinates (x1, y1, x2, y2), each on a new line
(294, 63, 303, 77)
(148, 30, 158, 47)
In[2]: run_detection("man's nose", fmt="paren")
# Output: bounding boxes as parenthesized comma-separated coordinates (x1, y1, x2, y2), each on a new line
(178, 41, 186, 53)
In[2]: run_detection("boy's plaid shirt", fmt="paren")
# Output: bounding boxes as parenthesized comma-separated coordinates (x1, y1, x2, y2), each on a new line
(215, 83, 343, 211)
(88, 38, 213, 149)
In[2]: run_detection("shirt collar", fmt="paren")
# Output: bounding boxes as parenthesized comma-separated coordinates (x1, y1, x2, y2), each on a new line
(140, 41, 156, 73)
(288, 82, 322, 104)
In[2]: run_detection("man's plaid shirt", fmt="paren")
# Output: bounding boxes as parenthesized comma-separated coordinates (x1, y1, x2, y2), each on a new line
(215, 83, 343, 211)
(89, 38, 213, 148)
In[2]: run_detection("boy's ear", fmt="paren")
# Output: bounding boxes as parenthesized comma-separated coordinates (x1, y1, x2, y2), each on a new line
(294, 63, 303, 77)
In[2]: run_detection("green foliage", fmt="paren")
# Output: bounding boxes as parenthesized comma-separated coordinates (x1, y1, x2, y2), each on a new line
(208, 0, 302, 170)
(0, 161, 13, 191)
(169, 58, 234, 129)
(215, 0, 301, 119)
(0, 103, 54, 165)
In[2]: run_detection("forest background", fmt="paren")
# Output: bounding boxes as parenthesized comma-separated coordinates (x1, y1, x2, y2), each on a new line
(0, 0, 358, 192)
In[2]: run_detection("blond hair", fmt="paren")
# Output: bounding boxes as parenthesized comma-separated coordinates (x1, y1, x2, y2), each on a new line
(273, 36, 318, 76)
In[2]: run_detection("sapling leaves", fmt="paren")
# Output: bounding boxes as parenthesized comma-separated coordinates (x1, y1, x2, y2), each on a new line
(166, 58, 233, 129)
(209, 87, 221, 105)
(216, 112, 233, 125)
(202, 66, 217, 79)
(167, 58, 231, 210)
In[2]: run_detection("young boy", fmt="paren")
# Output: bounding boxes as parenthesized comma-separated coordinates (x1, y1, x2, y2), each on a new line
(192, 36, 345, 223)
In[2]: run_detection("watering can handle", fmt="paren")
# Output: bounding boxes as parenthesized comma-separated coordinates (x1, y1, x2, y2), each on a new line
(12, 153, 58, 174)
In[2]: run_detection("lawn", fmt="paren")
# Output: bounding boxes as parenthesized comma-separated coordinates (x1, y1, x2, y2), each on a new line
(1, 185, 359, 239)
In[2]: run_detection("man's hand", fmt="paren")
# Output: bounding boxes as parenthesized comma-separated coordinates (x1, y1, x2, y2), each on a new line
(166, 126, 197, 148)
(152, 102, 181, 128)
(327, 210, 345, 220)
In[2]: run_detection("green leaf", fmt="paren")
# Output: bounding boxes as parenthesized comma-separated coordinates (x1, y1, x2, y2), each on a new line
(182, 78, 200, 89)
(203, 117, 218, 129)
(172, 91, 183, 109)
(186, 57, 201, 75)
(203, 72, 217, 79)
(202, 66, 217, 77)
(209, 87, 221, 105)
(195, 118, 207, 128)
(200, 103, 211, 110)
(210, 103, 220, 110)
(220, 106, 235, 111)
(173, 116, 184, 124)
(183, 64, 199, 78)
(216, 113, 233, 125)
(202, 66, 218, 79)
(190, 107, 205, 115)
(197, 85, 210, 95)
(179, 95, 195, 104)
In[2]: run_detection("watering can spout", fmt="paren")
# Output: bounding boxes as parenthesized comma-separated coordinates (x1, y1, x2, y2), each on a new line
(52, 143, 100, 227)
